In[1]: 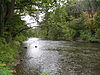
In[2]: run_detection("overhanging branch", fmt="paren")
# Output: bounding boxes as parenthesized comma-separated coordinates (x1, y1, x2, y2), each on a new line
(12, 26, 32, 37)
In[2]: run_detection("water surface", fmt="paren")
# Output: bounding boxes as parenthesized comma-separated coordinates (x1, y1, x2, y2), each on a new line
(15, 38, 100, 75)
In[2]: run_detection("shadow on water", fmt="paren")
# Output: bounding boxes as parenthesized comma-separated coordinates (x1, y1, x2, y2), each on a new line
(14, 38, 100, 75)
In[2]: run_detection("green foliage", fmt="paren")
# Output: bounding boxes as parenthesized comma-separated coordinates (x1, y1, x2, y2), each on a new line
(34, 0, 100, 43)
(7, 0, 11, 2)
(0, 32, 28, 74)
(0, 62, 15, 75)
(79, 30, 92, 41)
(63, 27, 77, 40)
(95, 28, 100, 39)
(0, 34, 27, 74)
(0, 41, 15, 74)
(40, 72, 50, 75)
(5, 15, 26, 38)
(0, 38, 19, 62)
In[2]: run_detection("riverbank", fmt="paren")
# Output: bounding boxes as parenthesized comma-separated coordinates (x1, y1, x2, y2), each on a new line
(43, 38, 100, 44)
(0, 35, 27, 75)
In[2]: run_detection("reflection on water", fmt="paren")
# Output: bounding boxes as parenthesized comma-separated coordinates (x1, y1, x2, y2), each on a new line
(15, 38, 100, 75)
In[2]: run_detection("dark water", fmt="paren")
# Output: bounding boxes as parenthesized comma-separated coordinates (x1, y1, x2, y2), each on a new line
(15, 38, 100, 75)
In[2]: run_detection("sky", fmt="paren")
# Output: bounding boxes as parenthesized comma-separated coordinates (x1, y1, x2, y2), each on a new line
(21, 13, 45, 28)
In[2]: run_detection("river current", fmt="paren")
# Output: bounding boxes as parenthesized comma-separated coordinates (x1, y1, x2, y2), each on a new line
(15, 38, 100, 75)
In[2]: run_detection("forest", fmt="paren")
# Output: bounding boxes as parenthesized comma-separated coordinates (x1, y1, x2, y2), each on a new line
(34, 0, 100, 42)
(0, 0, 100, 75)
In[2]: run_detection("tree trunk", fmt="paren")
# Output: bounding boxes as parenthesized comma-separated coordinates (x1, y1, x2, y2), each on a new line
(0, 0, 16, 37)
(5, 0, 16, 24)
(0, 0, 5, 36)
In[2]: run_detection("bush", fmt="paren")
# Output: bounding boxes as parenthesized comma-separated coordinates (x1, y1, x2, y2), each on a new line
(79, 30, 92, 41)
(0, 62, 15, 75)
(0, 37, 22, 75)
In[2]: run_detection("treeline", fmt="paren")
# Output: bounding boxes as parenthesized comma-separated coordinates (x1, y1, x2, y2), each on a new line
(34, 0, 100, 42)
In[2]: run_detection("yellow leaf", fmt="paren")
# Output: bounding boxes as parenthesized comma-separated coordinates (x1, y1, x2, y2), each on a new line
(1, 64, 6, 66)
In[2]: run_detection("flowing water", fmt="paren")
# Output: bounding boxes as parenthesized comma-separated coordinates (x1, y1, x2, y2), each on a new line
(15, 38, 100, 75)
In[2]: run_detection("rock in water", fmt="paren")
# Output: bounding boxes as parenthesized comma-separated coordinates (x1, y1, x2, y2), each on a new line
(35, 46, 37, 48)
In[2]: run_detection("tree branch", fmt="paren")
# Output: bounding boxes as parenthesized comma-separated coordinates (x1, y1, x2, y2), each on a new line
(12, 27, 31, 37)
